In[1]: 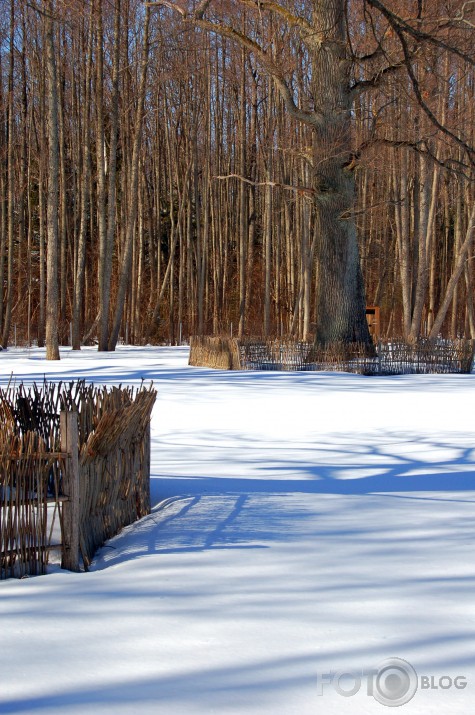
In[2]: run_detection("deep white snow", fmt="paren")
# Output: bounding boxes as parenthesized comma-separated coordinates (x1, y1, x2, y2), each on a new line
(0, 345, 474, 714)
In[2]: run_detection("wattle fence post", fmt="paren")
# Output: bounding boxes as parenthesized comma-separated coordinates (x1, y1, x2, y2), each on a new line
(60, 410, 80, 572)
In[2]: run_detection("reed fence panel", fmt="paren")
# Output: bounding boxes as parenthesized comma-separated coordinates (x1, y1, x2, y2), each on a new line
(0, 380, 156, 579)
(189, 336, 241, 369)
(79, 389, 156, 569)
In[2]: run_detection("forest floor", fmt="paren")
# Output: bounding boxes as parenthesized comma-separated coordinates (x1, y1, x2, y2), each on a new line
(1, 345, 474, 714)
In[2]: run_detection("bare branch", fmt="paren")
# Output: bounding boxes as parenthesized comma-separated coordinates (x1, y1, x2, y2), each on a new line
(214, 174, 316, 195)
(394, 24, 475, 163)
(145, 0, 185, 15)
(194, 0, 214, 19)
(355, 137, 473, 179)
(350, 59, 406, 99)
(454, 1, 475, 29)
(26, 1, 57, 20)
(146, 0, 324, 128)
(238, 0, 314, 35)
(365, 0, 475, 67)
(340, 198, 404, 220)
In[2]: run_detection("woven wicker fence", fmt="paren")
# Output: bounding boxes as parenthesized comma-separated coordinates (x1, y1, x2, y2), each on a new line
(0, 431, 66, 578)
(378, 338, 474, 374)
(189, 336, 474, 375)
(0, 380, 156, 579)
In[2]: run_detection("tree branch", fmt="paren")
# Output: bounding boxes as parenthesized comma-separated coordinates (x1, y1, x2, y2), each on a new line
(455, 1, 475, 29)
(146, 0, 324, 128)
(350, 59, 406, 98)
(238, 0, 314, 35)
(365, 0, 475, 67)
(355, 137, 473, 179)
(394, 24, 475, 163)
(214, 173, 315, 196)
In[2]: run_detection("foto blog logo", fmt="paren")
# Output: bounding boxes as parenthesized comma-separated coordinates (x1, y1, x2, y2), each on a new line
(317, 657, 468, 707)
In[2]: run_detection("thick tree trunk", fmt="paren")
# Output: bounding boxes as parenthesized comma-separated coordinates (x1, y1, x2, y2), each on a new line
(238, 49, 247, 337)
(311, 0, 371, 346)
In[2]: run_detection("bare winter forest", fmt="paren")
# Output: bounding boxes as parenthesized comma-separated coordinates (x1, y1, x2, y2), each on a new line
(0, 0, 474, 357)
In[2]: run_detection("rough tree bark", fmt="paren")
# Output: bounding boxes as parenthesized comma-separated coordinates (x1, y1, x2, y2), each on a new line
(309, 2, 371, 344)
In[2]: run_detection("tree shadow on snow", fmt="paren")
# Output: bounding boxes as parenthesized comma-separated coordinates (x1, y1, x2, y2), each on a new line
(90, 430, 475, 572)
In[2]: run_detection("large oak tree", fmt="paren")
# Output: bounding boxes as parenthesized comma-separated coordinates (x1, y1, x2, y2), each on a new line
(147, 0, 374, 345)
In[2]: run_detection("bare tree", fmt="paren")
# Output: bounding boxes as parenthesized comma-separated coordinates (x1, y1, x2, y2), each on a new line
(1, 0, 15, 349)
(44, 0, 60, 359)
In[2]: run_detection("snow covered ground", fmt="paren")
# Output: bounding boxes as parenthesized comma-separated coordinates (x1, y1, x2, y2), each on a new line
(1, 345, 474, 714)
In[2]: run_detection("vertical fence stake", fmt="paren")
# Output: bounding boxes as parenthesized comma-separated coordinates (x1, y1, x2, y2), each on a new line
(60, 411, 80, 572)
(69, 322, 73, 347)
(143, 419, 151, 515)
